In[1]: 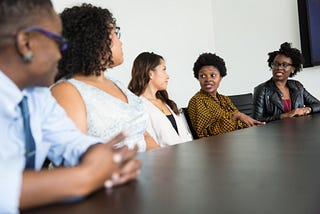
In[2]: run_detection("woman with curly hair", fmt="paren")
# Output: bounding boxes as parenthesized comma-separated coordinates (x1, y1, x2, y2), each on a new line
(253, 42, 320, 122)
(188, 53, 264, 138)
(51, 4, 159, 151)
(128, 52, 193, 147)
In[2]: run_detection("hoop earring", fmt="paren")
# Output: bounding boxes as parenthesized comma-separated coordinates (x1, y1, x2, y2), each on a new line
(22, 51, 34, 63)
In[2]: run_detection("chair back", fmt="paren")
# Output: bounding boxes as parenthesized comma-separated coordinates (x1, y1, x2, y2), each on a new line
(228, 93, 253, 117)
(181, 108, 199, 139)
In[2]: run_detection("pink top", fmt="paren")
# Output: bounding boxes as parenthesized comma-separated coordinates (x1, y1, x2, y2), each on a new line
(283, 99, 292, 112)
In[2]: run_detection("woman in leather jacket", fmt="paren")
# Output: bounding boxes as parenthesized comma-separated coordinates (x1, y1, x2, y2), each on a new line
(253, 42, 320, 122)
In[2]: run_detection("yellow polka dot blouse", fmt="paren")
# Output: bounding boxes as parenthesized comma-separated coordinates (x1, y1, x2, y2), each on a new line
(188, 90, 248, 138)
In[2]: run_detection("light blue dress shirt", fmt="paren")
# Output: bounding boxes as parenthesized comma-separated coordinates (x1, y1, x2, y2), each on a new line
(0, 71, 102, 213)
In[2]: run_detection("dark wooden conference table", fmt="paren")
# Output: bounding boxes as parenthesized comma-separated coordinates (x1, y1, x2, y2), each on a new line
(24, 114, 320, 214)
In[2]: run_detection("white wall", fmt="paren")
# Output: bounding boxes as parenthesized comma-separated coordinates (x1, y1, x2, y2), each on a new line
(212, 0, 320, 100)
(52, 0, 320, 107)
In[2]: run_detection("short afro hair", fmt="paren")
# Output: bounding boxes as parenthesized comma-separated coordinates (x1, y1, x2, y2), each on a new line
(267, 42, 304, 77)
(0, 0, 53, 50)
(193, 53, 227, 79)
(55, 3, 117, 81)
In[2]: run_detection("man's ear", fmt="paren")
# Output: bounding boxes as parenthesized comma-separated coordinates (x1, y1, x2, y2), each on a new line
(16, 30, 33, 62)
(16, 30, 30, 55)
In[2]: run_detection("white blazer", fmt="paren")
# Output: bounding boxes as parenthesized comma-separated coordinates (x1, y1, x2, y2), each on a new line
(142, 97, 193, 147)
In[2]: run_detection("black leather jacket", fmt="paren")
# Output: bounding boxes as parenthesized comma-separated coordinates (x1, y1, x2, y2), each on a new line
(253, 78, 320, 122)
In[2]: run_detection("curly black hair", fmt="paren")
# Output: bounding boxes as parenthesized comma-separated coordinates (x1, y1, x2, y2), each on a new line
(267, 42, 304, 77)
(193, 53, 227, 79)
(55, 3, 117, 81)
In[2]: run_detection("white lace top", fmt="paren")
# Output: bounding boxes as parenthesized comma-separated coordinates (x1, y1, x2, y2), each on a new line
(67, 75, 148, 152)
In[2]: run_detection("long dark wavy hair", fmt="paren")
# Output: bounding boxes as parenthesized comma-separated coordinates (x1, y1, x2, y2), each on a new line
(128, 52, 179, 115)
(55, 3, 117, 81)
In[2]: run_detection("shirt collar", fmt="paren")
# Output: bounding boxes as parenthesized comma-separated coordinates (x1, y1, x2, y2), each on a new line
(0, 70, 24, 115)
(199, 89, 220, 98)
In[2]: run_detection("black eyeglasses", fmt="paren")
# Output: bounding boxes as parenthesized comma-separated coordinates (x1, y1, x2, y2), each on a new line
(115, 27, 121, 39)
(271, 62, 293, 69)
(25, 26, 68, 51)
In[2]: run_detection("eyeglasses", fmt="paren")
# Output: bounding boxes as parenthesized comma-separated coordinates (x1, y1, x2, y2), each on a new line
(271, 62, 293, 69)
(25, 26, 68, 51)
(115, 27, 121, 39)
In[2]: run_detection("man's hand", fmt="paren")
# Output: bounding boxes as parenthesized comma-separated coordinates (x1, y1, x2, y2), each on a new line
(20, 132, 141, 210)
(80, 132, 141, 190)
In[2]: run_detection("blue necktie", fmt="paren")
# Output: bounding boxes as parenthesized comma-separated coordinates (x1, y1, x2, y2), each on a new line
(19, 96, 36, 169)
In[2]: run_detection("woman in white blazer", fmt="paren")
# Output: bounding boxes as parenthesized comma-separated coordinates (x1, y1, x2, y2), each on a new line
(128, 52, 193, 147)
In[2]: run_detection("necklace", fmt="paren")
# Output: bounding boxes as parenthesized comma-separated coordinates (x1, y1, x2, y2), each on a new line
(146, 97, 167, 114)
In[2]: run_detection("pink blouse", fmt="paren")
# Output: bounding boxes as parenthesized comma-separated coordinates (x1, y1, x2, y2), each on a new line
(283, 99, 292, 112)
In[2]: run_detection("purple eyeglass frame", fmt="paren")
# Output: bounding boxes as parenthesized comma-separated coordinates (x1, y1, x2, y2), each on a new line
(25, 26, 68, 51)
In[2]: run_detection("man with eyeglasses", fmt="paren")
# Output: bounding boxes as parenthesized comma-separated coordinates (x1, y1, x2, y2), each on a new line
(0, 1, 141, 213)
(253, 42, 320, 122)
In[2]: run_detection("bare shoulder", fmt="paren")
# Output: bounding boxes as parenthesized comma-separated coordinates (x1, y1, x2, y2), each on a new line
(50, 81, 87, 132)
(51, 81, 85, 111)
(51, 82, 82, 101)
